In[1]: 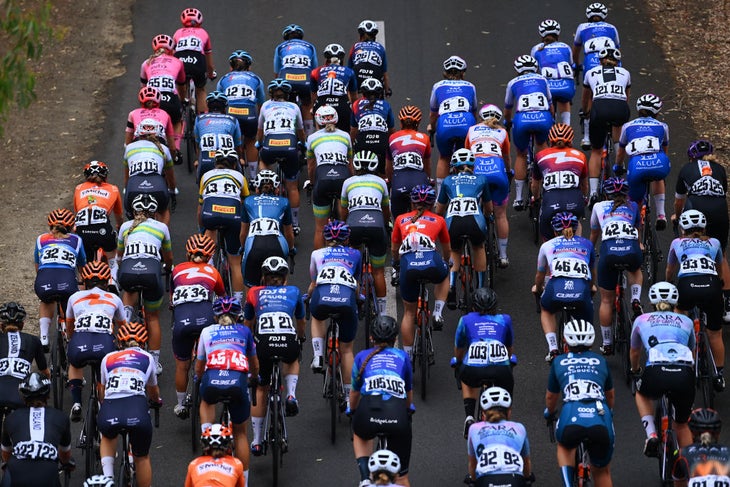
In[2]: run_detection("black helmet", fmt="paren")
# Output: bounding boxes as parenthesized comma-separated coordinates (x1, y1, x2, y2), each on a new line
(19, 372, 51, 401)
(689, 408, 722, 434)
(371, 315, 398, 343)
(472, 288, 498, 313)
(0, 302, 26, 324)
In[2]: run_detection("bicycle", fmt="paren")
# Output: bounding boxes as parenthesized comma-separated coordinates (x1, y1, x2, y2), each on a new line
(358, 242, 378, 350)
(526, 136, 541, 246)
(455, 235, 475, 313)
(692, 306, 718, 408)
(412, 279, 435, 400)
(653, 391, 679, 487)
(485, 216, 498, 290)
(640, 183, 663, 285)
(182, 77, 197, 174)
(77, 360, 102, 479)
(184, 338, 201, 453)
(611, 265, 633, 385)
(322, 314, 345, 444)
(116, 403, 160, 487)
(262, 356, 288, 487)
(213, 229, 232, 296)
(547, 414, 592, 487)
(49, 295, 69, 411)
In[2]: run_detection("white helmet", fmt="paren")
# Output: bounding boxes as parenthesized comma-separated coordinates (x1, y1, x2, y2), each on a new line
(443, 55, 467, 72)
(323, 43, 345, 59)
(563, 319, 595, 347)
(254, 169, 280, 189)
(538, 19, 561, 37)
(636, 94, 663, 115)
(586, 2, 608, 20)
(513, 55, 539, 74)
(480, 386, 512, 410)
(368, 449, 400, 475)
(315, 105, 339, 126)
(134, 118, 165, 140)
(649, 281, 679, 306)
(360, 77, 383, 94)
(479, 103, 503, 122)
(358, 20, 379, 35)
(261, 256, 289, 276)
(352, 150, 379, 172)
(84, 475, 115, 487)
(679, 209, 707, 231)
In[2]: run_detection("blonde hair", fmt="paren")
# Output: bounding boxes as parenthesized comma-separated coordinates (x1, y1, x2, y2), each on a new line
(218, 314, 235, 325)
(146, 48, 166, 65)
(485, 408, 508, 423)
(373, 471, 396, 485)
(325, 123, 336, 133)
(561, 227, 575, 239)
(483, 118, 501, 129)
(700, 432, 714, 447)
(655, 302, 673, 312)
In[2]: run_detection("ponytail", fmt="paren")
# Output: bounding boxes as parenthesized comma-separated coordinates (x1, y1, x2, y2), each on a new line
(358, 345, 386, 379)
(561, 227, 575, 239)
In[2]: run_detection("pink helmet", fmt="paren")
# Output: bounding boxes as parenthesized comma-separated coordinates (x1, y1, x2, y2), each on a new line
(180, 8, 203, 27)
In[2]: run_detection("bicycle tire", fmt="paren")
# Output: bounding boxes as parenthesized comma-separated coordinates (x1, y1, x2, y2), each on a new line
(83, 395, 99, 478)
(184, 107, 196, 174)
(214, 245, 231, 296)
(363, 273, 375, 350)
(329, 352, 338, 444)
(50, 339, 63, 410)
(698, 335, 716, 408)
(270, 389, 280, 486)
(190, 377, 200, 453)
(418, 310, 428, 401)
(486, 223, 497, 290)
(576, 443, 592, 487)
(614, 295, 632, 385)
(660, 429, 675, 486)
(116, 436, 134, 487)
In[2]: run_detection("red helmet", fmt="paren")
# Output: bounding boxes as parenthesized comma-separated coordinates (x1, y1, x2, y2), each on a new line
(117, 320, 148, 345)
(180, 8, 203, 27)
(152, 34, 174, 52)
(80, 261, 112, 282)
(47, 208, 75, 229)
(138, 86, 160, 106)
(186, 234, 216, 259)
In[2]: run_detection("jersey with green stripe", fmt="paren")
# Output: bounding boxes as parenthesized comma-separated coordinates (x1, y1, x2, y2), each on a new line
(198, 168, 245, 203)
(340, 174, 389, 211)
(306, 128, 352, 166)
(117, 219, 171, 260)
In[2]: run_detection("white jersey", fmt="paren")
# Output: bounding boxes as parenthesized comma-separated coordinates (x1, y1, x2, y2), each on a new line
(583, 65, 631, 101)
(118, 219, 171, 261)
(340, 174, 389, 212)
(101, 347, 157, 400)
(199, 168, 245, 202)
(124, 140, 172, 177)
(465, 124, 508, 158)
(66, 287, 125, 335)
(258, 100, 302, 136)
(306, 129, 352, 167)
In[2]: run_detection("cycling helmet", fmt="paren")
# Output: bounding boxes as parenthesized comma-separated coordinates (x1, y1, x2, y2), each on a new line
(687, 139, 714, 160)
(480, 386, 512, 410)
(598, 48, 621, 61)
(315, 105, 339, 126)
(679, 209, 707, 230)
(262, 256, 289, 276)
(538, 19, 561, 37)
(602, 177, 629, 196)
(268, 78, 292, 94)
(410, 184, 436, 206)
(84, 160, 109, 179)
(201, 423, 233, 451)
(206, 91, 228, 108)
(0, 302, 26, 324)
(134, 118, 165, 140)
(83, 476, 115, 487)
(323, 220, 351, 243)
(213, 296, 242, 317)
(185, 233, 216, 258)
(254, 169, 281, 189)
(138, 86, 161, 106)
(360, 78, 383, 95)
(563, 319, 595, 347)
(214, 148, 238, 164)
(352, 150, 379, 172)
(181, 7, 203, 27)
(229, 50, 253, 65)
(443, 56, 467, 72)
(550, 211, 579, 232)
(368, 449, 400, 475)
(398, 105, 423, 125)
(513, 55, 539, 74)
(472, 287, 498, 313)
(131, 193, 159, 214)
(636, 94, 662, 115)
(586, 2, 608, 20)
(450, 148, 475, 168)
(281, 24, 303, 39)
(689, 408, 722, 434)
(18, 372, 51, 401)
(117, 320, 148, 345)
(648, 281, 679, 306)
(80, 261, 112, 282)
(323, 43, 345, 60)
(151, 34, 174, 52)
(370, 315, 398, 343)
(548, 123, 574, 145)
(358, 20, 379, 36)
(479, 104, 503, 122)
(47, 208, 75, 228)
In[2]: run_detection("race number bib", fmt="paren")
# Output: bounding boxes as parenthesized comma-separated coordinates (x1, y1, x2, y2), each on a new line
(316, 265, 357, 288)
(352, 49, 382, 66)
(690, 175, 725, 197)
(248, 218, 280, 237)
(76, 206, 109, 226)
(476, 445, 524, 475)
(689, 475, 730, 487)
(127, 157, 160, 176)
(40, 245, 76, 267)
(470, 140, 501, 157)
(316, 76, 347, 97)
(542, 170, 579, 191)
(347, 194, 382, 211)
(446, 197, 479, 218)
(563, 379, 604, 401)
(517, 92, 548, 111)
(551, 257, 590, 279)
(175, 36, 202, 52)
(648, 343, 694, 365)
(124, 241, 159, 259)
(601, 221, 638, 240)
(13, 441, 58, 461)
(357, 113, 388, 132)
(316, 151, 349, 165)
(593, 81, 626, 100)
(207, 349, 250, 372)
(438, 96, 469, 115)
(75, 312, 113, 333)
(199, 133, 235, 153)
(541, 62, 573, 79)
(224, 84, 255, 102)
(257, 311, 295, 335)
(0, 357, 31, 379)
(680, 256, 717, 275)
(203, 178, 240, 198)
(105, 373, 146, 395)
(466, 340, 508, 365)
(584, 36, 615, 54)
(364, 374, 406, 398)
(399, 232, 436, 255)
(263, 112, 296, 135)
(626, 136, 661, 155)
(281, 54, 311, 69)
(393, 152, 424, 170)
(171, 284, 209, 306)
(147, 75, 175, 93)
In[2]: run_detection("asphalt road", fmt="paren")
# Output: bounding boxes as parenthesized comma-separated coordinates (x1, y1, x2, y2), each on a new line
(71, 0, 730, 485)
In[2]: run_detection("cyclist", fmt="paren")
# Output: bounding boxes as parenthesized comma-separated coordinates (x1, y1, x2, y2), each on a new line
(504, 54, 553, 211)
(465, 104, 511, 267)
(66, 262, 124, 422)
(125, 86, 175, 149)
(675, 140, 730, 321)
(306, 221, 361, 400)
(630, 281, 695, 453)
(348, 20, 390, 96)
(573, 3, 621, 79)
(387, 105, 432, 224)
(367, 449, 402, 487)
(244, 257, 305, 455)
(194, 91, 243, 182)
(0, 303, 48, 410)
(198, 148, 247, 302)
(582, 47, 631, 204)
(533, 212, 596, 362)
(533, 123, 587, 242)
(185, 424, 244, 487)
(673, 408, 730, 486)
(453, 288, 515, 437)
(351, 315, 413, 487)
(428, 56, 478, 195)
(350, 77, 395, 176)
(217, 50, 266, 181)
(589, 177, 643, 354)
(98, 321, 161, 487)
(240, 169, 295, 293)
(256, 78, 306, 233)
(434, 148, 493, 303)
(274, 24, 317, 135)
(617, 93, 670, 229)
(123, 118, 176, 226)
(531, 19, 576, 125)
(305, 105, 353, 249)
(666, 210, 725, 388)
(545, 319, 614, 487)
(195, 296, 258, 479)
(170, 234, 225, 419)
(341, 150, 390, 315)
(311, 43, 358, 133)
(34, 208, 86, 350)
(0, 372, 73, 487)
(173, 7, 216, 115)
(117, 194, 174, 375)
(392, 185, 450, 348)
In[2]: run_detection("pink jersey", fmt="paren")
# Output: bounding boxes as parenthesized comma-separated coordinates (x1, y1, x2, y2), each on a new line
(534, 147, 587, 191)
(126, 107, 174, 142)
(465, 124, 510, 158)
(173, 27, 212, 54)
(388, 129, 431, 172)
(140, 54, 186, 95)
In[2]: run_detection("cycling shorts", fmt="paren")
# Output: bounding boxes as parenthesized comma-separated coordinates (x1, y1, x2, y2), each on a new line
(597, 239, 642, 290)
(353, 135, 388, 175)
(76, 221, 117, 255)
(637, 364, 695, 423)
(347, 211, 388, 267)
(201, 197, 242, 255)
(171, 301, 213, 361)
(0, 379, 24, 409)
(588, 99, 630, 150)
(159, 92, 183, 125)
(474, 156, 510, 205)
(67, 332, 115, 369)
(399, 251, 449, 303)
(626, 152, 671, 202)
(684, 197, 729, 250)
(458, 363, 514, 394)
(310, 284, 358, 343)
(34, 268, 78, 304)
(448, 216, 486, 251)
(676, 274, 723, 331)
(176, 50, 207, 88)
(540, 277, 593, 323)
(98, 395, 153, 456)
(283, 79, 312, 107)
(227, 105, 258, 139)
(200, 369, 250, 424)
(118, 258, 164, 310)
(4, 458, 61, 487)
(475, 474, 527, 487)
(511, 110, 552, 152)
(312, 164, 348, 218)
(547, 79, 576, 103)
(556, 402, 614, 467)
(435, 112, 475, 157)
(390, 169, 429, 220)
(255, 334, 300, 386)
(539, 189, 585, 241)
(313, 96, 351, 133)
(352, 395, 411, 475)
(260, 134, 299, 181)
(125, 175, 169, 215)
(242, 235, 287, 288)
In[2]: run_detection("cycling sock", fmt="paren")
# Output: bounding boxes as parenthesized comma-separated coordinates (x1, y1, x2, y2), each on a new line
(101, 456, 115, 477)
(285, 374, 298, 397)
(357, 456, 370, 481)
(123, 305, 134, 322)
(449, 271, 457, 288)
(251, 416, 264, 444)
(303, 119, 314, 137)
(498, 238, 508, 259)
(560, 465, 575, 487)
(39, 317, 51, 341)
(247, 161, 257, 181)
(433, 300, 445, 316)
(515, 179, 525, 201)
(312, 337, 324, 356)
(546, 333, 558, 351)
(292, 207, 300, 226)
(176, 391, 186, 407)
(376, 297, 386, 315)
(582, 118, 590, 140)
(589, 178, 599, 196)
(436, 178, 444, 198)
(464, 398, 476, 417)
(601, 325, 612, 345)
(201, 422, 212, 434)
(641, 415, 656, 437)
(560, 111, 570, 125)
(68, 379, 83, 404)
(150, 349, 160, 363)
(652, 193, 666, 218)
(477, 271, 485, 288)
(343, 383, 352, 400)
(233, 291, 244, 302)
(631, 284, 641, 301)
(403, 346, 413, 359)
(244, 470, 249, 487)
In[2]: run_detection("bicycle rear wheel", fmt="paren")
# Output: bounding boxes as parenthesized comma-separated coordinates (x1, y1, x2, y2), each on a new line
(189, 376, 200, 452)
(698, 331, 716, 408)
(363, 275, 376, 350)
(50, 337, 64, 410)
(613, 295, 632, 385)
(270, 392, 280, 486)
(417, 314, 429, 401)
(83, 396, 100, 478)
(184, 106, 197, 174)
(486, 223, 497, 290)
(214, 241, 231, 295)
(116, 436, 134, 487)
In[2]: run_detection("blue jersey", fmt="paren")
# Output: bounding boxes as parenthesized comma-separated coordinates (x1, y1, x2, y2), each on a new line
(618, 117, 669, 156)
(310, 64, 358, 98)
(309, 245, 362, 290)
(351, 98, 395, 133)
(348, 41, 388, 84)
(194, 113, 242, 163)
(197, 323, 256, 372)
(274, 39, 318, 85)
(668, 237, 723, 278)
(454, 312, 513, 367)
(241, 194, 292, 252)
(537, 235, 595, 280)
(34, 232, 86, 270)
(216, 71, 266, 113)
(467, 419, 530, 478)
(531, 42, 575, 80)
(243, 285, 305, 322)
(548, 351, 612, 403)
(590, 200, 641, 240)
(429, 80, 477, 117)
(352, 347, 412, 400)
(437, 172, 491, 228)
(630, 311, 695, 367)
(504, 74, 552, 113)
(573, 21, 620, 71)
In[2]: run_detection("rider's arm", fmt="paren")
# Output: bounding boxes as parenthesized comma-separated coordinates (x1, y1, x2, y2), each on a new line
(605, 387, 615, 410)
(146, 384, 161, 404)
(534, 269, 546, 295)
(545, 390, 560, 416)
(284, 224, 295, 250)
(665, 249, 677, 282)
(581, 84, 593, 114)
(467, 451, 477, 480)
(434, 202, 446, 216)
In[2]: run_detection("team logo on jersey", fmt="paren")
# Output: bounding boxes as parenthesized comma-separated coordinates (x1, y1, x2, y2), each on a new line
(228, 107, 249, 115)
(212, 205, 236, 214)
(285, 73, 306, 81)
(269, 139, 291, 147)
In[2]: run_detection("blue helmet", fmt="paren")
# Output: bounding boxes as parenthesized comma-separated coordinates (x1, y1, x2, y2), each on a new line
(323, 220, 351, 243)
(229, 50, 253, 64)
(282, 24, 303, 39)
(551, 212, 579, 232)
(410, 184, 436, 206)
(206, 91, 228, 107)
(212, 296, 242, 317)
(268, 78, 292, 94)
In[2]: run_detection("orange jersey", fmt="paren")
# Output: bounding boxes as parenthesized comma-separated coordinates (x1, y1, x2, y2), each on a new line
(392, 209, 450, 254)
(185, 455, 244, 487)
(73, 181, 123, 216)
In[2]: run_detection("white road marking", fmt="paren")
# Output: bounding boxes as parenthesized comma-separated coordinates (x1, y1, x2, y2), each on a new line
(376, 20, 386, 49)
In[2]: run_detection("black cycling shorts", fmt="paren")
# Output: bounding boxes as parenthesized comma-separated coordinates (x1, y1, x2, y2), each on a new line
(98, 395, 153, 456)
(589, 99, 630, 149)
(347, 211, 388, 261)
(475, 474, 527, 487)
(176, 50, 207, 88)
(458, 364, 514, 394)
(352, 395, 411, 475)
(76, 222, 117, 255)
(312, 164, 348, 208)
(118, 258, 164, 303)
(539, 189, 585, 241)
(677, 274, 723, 331)
(242, 235, 286, 288)
(260, 134, 299, 180)
(448, 216, 486, 251)
(159, 92, 183, 125)
(255, 334, 300, 386)
(124, 175, 169, 215)
(637, 364, 695, 423)
(171, 301, 213, 361)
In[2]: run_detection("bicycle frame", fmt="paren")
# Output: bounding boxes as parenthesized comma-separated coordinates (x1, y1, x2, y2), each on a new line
(80, 363, 102, 478)
(50, 298, 68, 411)
(360, 244, 378, 350)
(183, 77, 197, 174)
(526, 136, 540, 246)
(264, 358, 288, 486)
(547, 417, 592, 486)
(457, 236, 475, 313)
(640, 184, 662, 285)
(613, 267, 633, 385)
(323, 316, 344, 444)
(413, 280, 434, 400)
(693, 307, 717, 408)
(655, 393, 678, 486)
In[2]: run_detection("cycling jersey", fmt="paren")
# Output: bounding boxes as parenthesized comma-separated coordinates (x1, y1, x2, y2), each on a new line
(504, 73, 552, 151)
(0, 332, 46, 409)
(34, 232, 86, 304)
(73, 181, 122, 254)
(341, 174, 389, 265)
(573, 21, 620, 72)
(273, 39, 318, 93)
(124, 139, 173, 213)
(199, 168, 245, 255)
(310, 64, 358, 132)
(430, 80, 478, 157)
(467, 419, 530, 479)
(590, 200, 642, 289)
(388, 129, 431, 218)
(241, 193, 292, 288)
(173, 26, 212, 87)
(619, 117, 670, 201)
(351, 98, 395, 172)
(217, 70, 266, 137)
(140, 53, 186, 124)
(455, 312, 514, 392)
(465, 124, 511, 205)
(584, 65, 631, 150)
(117, 218, 171, 307)
(669, 237, 723, 280)
(438, 171, 491, 250)
(258, 99, 303, 179)
(673, 443, 730, 484)
(676, 160, 728, 249)
(185, 455, 245, 487)
(531, 41, 576, 103)
(348, 40, 387, 87)
(194, 113, 242, 180)
(126, 107, 174, 144)
(66, 287, 124, 367)
(307, 128, 352, 217)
